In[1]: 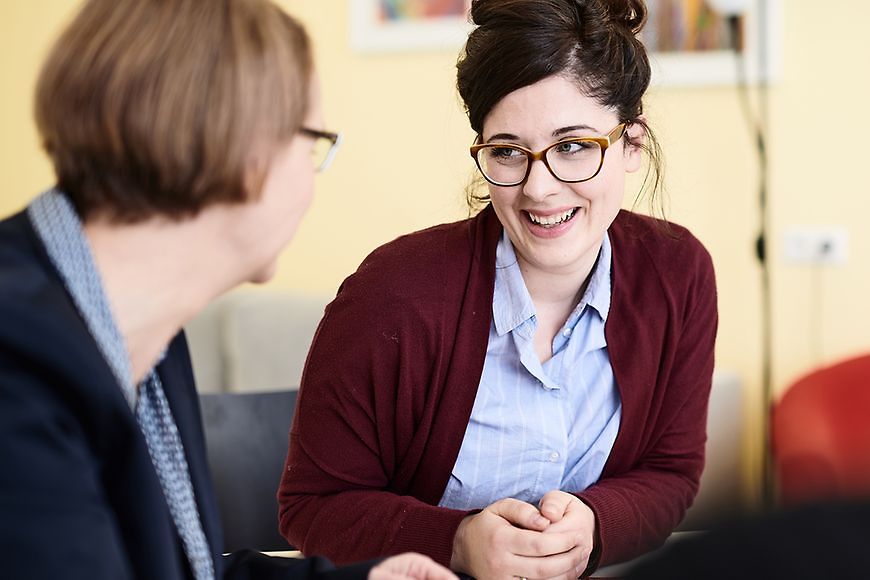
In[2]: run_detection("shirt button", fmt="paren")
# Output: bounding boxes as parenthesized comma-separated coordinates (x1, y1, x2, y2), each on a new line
(562, 328, 572, 337)
(549, 451, 560, 462)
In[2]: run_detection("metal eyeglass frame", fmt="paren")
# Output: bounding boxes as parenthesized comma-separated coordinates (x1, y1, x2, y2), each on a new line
(300, 127, 343, 172)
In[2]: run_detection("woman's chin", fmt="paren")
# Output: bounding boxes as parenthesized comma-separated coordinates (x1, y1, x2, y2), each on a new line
(248, 260, 278, 285)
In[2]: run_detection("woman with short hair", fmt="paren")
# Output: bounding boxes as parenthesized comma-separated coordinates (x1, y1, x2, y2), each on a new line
(0, 1, 454, 579)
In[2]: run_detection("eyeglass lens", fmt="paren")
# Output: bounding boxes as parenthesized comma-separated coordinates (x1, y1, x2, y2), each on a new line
(310, 136, 333, 172)
(476, 140, 604, 185)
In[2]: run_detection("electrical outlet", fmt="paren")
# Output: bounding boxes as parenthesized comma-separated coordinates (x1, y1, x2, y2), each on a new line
(783, 227, 848, 265)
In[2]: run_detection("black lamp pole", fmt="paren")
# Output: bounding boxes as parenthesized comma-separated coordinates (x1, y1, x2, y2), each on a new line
(726, 3, 774, 510)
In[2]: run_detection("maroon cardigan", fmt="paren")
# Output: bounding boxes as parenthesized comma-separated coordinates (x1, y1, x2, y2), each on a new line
(278, 205, 717, 571)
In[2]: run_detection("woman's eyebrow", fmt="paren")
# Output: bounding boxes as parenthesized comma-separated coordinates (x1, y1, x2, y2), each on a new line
(553, 124, 598, 138)
(484, 124, 601, 143)
(484, 132, 520, 143)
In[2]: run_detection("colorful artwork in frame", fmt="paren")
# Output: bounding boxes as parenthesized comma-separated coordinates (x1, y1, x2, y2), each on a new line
(378, 0, 469, 20)
(349, 0, 473, 53)
(645, 0, 742, 53)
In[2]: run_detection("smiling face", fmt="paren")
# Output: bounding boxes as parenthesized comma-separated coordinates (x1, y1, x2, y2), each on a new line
(482, 75, 643, 280)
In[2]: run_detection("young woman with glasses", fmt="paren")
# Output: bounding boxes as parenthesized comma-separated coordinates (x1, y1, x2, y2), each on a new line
(279, 1, 717, 578)
(0, 1, 454, 579)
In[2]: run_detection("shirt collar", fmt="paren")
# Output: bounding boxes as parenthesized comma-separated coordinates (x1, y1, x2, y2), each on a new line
(492, 229, 536, 336)
(492, 229, 613, 336)
(582, 231, 613, 322)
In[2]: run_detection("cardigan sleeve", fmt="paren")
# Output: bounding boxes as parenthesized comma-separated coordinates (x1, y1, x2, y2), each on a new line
(277, 289, 471, 567)
(277, 229, 484, 568)
(576, 232, 719, 569)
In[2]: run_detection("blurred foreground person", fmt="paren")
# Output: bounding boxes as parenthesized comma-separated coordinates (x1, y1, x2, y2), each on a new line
(626, 500, 870, 580)
(0, 1, 455, 579)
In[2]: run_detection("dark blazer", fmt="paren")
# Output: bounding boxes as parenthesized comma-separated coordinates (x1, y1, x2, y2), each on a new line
(0, 211, 373, 580)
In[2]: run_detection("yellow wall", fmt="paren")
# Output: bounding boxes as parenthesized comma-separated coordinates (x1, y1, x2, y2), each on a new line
(3, 1, 870, 504)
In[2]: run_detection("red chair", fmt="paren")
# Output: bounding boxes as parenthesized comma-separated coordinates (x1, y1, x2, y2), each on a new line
(772, 354, 870, 505)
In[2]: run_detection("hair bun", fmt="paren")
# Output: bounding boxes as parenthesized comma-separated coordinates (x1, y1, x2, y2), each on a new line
(602, 0, 647, 35)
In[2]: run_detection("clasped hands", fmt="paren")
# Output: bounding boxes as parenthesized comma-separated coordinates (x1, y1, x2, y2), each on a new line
(451, 490, 595, 580)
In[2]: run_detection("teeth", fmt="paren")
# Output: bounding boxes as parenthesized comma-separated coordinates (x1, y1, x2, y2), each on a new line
(528, 208, 577, 227)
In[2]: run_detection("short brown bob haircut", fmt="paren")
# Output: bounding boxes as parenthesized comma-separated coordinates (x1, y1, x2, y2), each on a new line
(35, 0, 312, 223)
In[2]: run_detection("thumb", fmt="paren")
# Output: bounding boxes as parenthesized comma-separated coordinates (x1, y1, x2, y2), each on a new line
(489, 498, 550, 531)
(538, 490, 575, 523)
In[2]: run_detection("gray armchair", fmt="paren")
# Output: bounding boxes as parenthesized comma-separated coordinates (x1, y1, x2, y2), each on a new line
(199, 389, 297, 552)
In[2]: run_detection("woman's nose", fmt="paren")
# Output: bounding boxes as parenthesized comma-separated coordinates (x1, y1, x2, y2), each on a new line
(522, 158, 561, 202)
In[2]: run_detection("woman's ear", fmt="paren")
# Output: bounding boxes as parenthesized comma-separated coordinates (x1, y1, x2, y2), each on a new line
(623, 118, 646, 174)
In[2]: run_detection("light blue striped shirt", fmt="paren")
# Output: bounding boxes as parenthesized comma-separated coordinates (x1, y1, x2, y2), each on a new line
(439, 230, 622, 510)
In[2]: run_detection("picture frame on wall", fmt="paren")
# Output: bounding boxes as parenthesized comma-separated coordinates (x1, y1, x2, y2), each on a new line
(348, 0, 781, 87)
(349, 0, 472, 53)
(645, 0, 782, 86)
